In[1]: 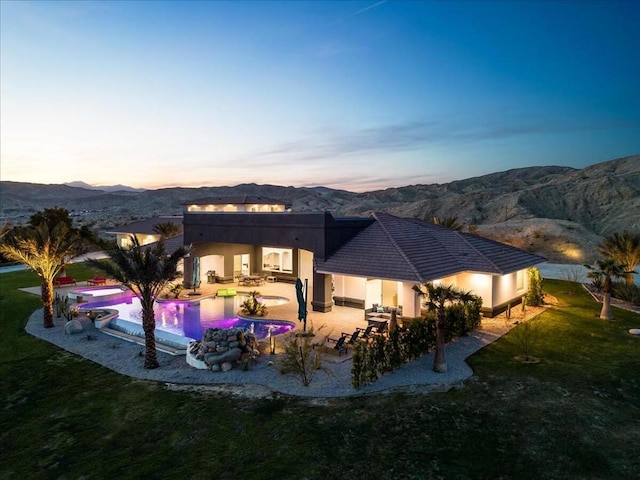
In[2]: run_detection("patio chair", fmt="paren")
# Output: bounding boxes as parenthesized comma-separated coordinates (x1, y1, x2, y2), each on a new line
(343, 330, 361, 347)
(332, 335, 348, 355)
(326, 333, 348, 356)
(356, 324, 374, 340)
(374, 321, 389, 336)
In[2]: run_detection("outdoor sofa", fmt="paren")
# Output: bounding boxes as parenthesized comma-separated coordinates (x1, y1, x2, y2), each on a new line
(54, 276, 77, 287)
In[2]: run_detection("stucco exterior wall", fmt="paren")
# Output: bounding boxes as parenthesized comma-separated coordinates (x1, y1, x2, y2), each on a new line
(455, 272, 493, 308)
(183, 212, 371, 260)
(399, 282, 420, 318)
(492, 269, 528, 308)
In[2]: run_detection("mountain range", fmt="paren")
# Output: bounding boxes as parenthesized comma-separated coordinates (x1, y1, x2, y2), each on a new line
(1, 154, 638, 264)
(63, 181, 146, 193)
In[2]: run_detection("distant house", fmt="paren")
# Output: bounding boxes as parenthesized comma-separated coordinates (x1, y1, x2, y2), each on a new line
(113, 197, 545, 317)
(105, 215, 183, 249)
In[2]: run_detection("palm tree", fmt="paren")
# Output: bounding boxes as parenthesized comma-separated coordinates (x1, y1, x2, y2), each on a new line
(152, 221, 182, 239)
(0, 222, 86, 328)
(420, 283, 475, 373)
(597, 231, 640, 285)
(431, 216, 464, 231)
(87, 236, 188, 369)
(585, 258, 626, 320)
(0, 221, 10, 239)
(19, 207, 96, 277)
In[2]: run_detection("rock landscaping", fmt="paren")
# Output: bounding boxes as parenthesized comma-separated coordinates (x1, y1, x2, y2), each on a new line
(188, 327, 260, 372)
(64, 319, 84, 335)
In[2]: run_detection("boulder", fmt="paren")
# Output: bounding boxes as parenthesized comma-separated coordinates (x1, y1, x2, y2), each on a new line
(189, 327, 259, 372)
(64, 319, 83, 335)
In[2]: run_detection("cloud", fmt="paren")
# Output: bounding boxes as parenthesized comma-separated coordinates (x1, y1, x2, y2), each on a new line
(246, 114, 635, 167)
(324, 0, 387, 29)
(296, 172, 441, 192)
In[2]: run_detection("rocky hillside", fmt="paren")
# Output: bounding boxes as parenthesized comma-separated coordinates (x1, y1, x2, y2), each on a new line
(1, 155, 638, 263)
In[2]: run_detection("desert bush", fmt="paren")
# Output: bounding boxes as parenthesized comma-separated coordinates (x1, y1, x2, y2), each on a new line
(561, 266, 584, 283)
(276, 327, 323, 386)
(612, 282, 640, 305)
(512, 318, 541, 362)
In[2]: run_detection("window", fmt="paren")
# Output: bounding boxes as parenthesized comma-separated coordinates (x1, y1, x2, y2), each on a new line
(262, 247, 293, 273)
(118, 236, 132, 249)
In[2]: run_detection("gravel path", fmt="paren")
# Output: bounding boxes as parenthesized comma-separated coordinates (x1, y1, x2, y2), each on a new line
(26, 309, 521, 399)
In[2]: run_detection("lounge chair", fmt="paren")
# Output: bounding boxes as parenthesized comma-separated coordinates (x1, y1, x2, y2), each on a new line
(343, 330, 361, 347)
(326, 333, 348, 356)
(87, 276, 107, 286)
(54, 276, 76, 287)
(356, 324, 374, 340)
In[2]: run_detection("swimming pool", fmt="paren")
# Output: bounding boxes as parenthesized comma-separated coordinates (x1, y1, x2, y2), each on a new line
(82, 293, 295, 341)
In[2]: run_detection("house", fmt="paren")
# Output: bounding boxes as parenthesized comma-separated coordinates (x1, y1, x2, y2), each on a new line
(113, 197, 545, 317)
(105, 215, 183, 249)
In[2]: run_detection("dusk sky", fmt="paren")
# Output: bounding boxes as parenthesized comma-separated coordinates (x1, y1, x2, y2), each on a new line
(1, 1, 638, 192)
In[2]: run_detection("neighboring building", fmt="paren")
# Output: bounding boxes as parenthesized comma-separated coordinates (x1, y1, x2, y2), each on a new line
(114, 197, 546, 317)
(105, 215, 183, 249)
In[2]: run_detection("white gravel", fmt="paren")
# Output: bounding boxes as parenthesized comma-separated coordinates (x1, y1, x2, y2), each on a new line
(26, 309, 513, 399)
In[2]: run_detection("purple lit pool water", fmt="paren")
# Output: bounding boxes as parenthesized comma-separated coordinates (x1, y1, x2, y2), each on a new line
(82, 293, 295, 341)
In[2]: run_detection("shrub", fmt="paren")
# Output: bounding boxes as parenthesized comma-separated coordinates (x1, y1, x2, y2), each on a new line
(351, 344, 364, 389)
(527, 267, 544, 306)
(561, 266, 584, 283)
(612, 282, 640, 305)
(168, 282, 183, 299)
(443, 296, 482, 339)
(384, 327, 405, 371)
(240, 290, 268, 316)
(403, 316, 435, 360)
(351, 295, 483, 389)
(276, 327, 323, 386)
(512, 318, 542, 362)
(589, 275, 604, 292)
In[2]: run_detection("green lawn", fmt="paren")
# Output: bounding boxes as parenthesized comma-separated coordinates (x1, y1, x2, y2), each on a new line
(1, 268, 639, 479)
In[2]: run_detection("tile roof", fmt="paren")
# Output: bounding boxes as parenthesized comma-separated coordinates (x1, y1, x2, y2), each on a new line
(137, 234, 185, 256)
(315, 212, 546, 282)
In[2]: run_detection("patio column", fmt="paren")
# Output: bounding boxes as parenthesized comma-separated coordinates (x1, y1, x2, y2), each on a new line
(183, 257, 193, 288)
(311, 272, 333, 312)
